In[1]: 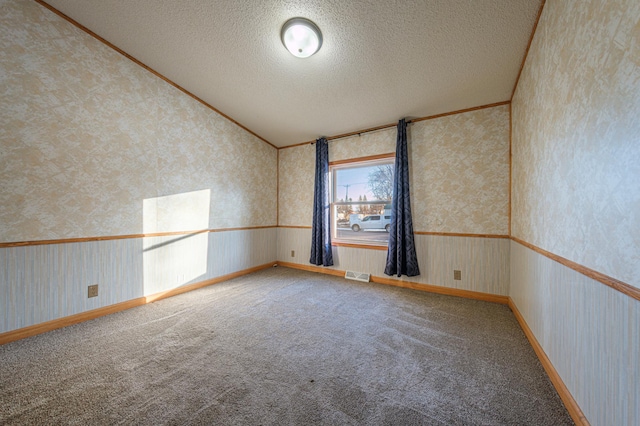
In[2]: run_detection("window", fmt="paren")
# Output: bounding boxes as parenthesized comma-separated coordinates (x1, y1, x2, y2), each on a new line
(330, 155, 394, 246)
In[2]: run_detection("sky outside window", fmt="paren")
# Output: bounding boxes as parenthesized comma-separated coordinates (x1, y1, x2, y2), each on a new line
(335, 166, 378, 201)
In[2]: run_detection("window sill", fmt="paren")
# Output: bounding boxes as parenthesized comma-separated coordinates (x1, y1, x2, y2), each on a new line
(331, 241, 388, 251)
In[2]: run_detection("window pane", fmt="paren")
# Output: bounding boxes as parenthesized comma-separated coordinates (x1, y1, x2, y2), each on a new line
(333, 163, 394, 204)
(334, 203, 391, 243)
(331, 159, 394, 246)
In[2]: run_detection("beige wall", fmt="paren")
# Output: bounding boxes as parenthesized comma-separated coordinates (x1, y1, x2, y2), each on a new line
(279, 105, 510, 235)
(6, 3, 639, 423)
(511, 0, 640, 288)
(278, 144, 316, 228)
(510, 0, 640, 424)
(278, 105, 510, 295)
(411, 106, 509, 235)
(0, 0, 277, 333)
(0, 0, 277, 243)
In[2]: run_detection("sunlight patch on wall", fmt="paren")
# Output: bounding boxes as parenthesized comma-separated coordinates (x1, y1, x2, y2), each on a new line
(143, 189, 211, 234)
(142, 190, 210, 295)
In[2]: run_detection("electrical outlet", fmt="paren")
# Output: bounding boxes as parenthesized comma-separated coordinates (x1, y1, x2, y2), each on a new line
(88, 284, 99, 298)
(291, 250, 295, 257)
(454, 270, 461, 280)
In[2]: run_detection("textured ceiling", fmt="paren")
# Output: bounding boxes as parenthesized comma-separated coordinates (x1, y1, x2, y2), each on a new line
(44, 0, 542, 147)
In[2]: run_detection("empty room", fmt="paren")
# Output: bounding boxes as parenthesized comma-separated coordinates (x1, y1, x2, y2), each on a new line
(1, 0, 638, 425)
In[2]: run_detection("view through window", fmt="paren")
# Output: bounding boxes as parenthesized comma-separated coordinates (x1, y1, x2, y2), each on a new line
(331, 156, 394, 245)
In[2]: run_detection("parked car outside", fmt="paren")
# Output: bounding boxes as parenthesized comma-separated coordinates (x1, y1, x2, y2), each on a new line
(349, 214, 391, 232)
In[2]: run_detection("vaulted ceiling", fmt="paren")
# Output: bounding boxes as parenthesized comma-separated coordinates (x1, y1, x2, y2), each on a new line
(44, 0, 543, 147)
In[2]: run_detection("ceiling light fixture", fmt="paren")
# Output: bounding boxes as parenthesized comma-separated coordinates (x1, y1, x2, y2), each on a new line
(281, 17, 322, 58)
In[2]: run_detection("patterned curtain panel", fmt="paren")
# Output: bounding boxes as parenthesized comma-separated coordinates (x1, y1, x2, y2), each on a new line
(310, 137, 334, 266)
(385, 119, 420, 277)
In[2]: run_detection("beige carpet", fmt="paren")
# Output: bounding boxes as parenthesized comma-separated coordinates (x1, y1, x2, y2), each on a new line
(0, 266, 573, 425)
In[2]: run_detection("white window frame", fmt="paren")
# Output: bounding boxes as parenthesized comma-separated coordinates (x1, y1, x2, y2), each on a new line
(329, 154, 395, 248)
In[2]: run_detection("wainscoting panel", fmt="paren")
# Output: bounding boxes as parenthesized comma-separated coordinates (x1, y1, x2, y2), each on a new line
(0, 238, 144, 334)
(277, 227, 509, 296)
(207, 228, 277, 278)
(510, 240, 640, 426)
(276, 227, 313, 266)
(0, 228, 277, 334)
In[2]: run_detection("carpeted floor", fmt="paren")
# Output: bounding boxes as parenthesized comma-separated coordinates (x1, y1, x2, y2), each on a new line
(0, 266, 573, 425)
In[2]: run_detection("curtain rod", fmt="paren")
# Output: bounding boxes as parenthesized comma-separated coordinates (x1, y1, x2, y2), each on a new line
(294, 100, 511, 148)
(311, 119, 413, 145)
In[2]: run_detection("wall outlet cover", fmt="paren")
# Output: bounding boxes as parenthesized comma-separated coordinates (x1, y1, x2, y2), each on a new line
(88, 284, 99, 298)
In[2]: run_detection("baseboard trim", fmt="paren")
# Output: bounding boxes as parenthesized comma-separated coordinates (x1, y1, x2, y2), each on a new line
(0, 298, 147, 347)
(277, 261, 346, 277)
(508, 298, 589, 425)
(141, 262, 275, 304)
(0, 262, 275, 346)
(277, 261, 509, 305)
(371, 275, 509, 305)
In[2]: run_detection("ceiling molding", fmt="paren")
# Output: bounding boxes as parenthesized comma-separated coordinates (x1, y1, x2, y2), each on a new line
(511, 0, 547, 101)
(35, 0, 276, 149)
(279, 100, 511, 150)
(40, 0, 542, 147)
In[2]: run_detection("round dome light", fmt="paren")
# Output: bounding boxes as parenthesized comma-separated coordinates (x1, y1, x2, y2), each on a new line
(281, 18, 322, 58)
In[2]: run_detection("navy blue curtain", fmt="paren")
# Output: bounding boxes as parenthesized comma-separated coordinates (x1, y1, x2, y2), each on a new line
(310, 137, 334, 266)
(385, 119, 420, 277)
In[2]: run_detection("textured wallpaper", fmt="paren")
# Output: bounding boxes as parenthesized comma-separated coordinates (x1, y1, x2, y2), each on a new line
(278, 144, 315, 227)
(511, 0, 640, 288)
(0, 0, 276, 243)
(279, 106, 510, 235)
(411, 106, 509, 235)
(330, 129, 396, 162)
